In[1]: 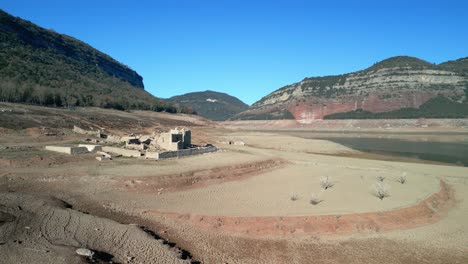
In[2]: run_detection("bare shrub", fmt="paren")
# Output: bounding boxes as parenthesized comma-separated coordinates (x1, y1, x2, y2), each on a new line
(397, 172, 407, 184)
(320, 176, 334, 190)
(310, 193, 322, 205)
(373, 182, 390, 200)
(290, 193, 299, 201)
(376, 175, 386, 182)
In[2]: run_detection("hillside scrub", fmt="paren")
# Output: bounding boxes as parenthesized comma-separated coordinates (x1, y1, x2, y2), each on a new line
(0, 10, 193, 114)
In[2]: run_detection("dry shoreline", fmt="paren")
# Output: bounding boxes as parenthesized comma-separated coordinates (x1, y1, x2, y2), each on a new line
(1, 105, 468, 263)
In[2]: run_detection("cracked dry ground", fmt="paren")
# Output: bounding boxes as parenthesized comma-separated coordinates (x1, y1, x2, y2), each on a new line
(0, 192, 191, 264)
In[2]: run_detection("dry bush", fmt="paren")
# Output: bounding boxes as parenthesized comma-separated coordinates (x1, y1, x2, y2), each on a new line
(376, 175, 386, 182)
(397, 172, 407, 184)
(373, 182, 390, 200)
(310, 193, 322, 205)
(290, 193, 299, 201)
(320, 176, 334, 190)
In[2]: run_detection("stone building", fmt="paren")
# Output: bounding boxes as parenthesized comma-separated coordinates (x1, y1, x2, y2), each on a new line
(155, 127, 191, 151)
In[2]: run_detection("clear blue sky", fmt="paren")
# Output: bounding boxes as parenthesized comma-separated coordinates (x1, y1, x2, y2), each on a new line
(1, 1, 467, 105)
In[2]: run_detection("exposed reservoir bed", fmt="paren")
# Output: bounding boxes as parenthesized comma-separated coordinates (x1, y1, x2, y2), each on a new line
(267, 131, 468, 166)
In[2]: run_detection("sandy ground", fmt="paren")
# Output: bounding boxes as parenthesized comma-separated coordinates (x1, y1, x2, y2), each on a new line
(219, 133, 360, 154)
(1, 105, 468, 263)
(153, 155, 441, 216)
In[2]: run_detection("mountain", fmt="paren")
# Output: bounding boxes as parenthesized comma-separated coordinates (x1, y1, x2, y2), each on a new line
(0, 9, 181, 112)
(168, 90, 249, 121)
(233, 56, 468, 121)
(438, 57, 468, 74)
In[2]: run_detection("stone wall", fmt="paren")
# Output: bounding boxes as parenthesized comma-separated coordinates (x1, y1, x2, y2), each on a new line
(45, 146, 89, 155)
(182, 130, 191, 148)
(78, 144, 102, 153)
(170, 128, 191, 148)
(157, 145, 217, 160)
(102, 146, 142, 158)
(156, 133, 181, 151)
(105, 135, 122, 144)
(145, 151, 159, 160)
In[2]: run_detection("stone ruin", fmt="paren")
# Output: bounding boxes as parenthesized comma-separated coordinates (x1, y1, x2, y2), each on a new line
(46, 126, 214, 161)
(154, 127, 192, 151)
(118, 127, 192, 152)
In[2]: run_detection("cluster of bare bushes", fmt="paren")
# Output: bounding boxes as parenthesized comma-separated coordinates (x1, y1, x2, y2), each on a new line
(290, 176, 334, 205)
(372, 172, 408, 200)
(290, 172, 408, 204)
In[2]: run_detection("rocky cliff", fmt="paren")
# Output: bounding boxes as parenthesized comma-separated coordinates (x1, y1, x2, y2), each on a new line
(0, 9, 143, 88)
(234, 56, 468, 122)
(0, 9, 180, 111)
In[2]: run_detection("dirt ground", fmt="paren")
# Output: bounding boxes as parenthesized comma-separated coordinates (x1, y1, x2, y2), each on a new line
(1, 104, 468, 264)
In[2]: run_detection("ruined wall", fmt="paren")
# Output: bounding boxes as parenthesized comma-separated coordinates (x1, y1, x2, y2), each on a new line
(104, 135, 122, 144)
(169, 128, 192, 148)
(157, 145, 217, 159)
(156, 133, 180, 151)
(182, 130, 191, 148)
(102, 146, 141, 158)
(73, 126, 101, 137)
(45, 146, 89, 155)
(145, 152, 159, 160)
(78, 144, 102, 153)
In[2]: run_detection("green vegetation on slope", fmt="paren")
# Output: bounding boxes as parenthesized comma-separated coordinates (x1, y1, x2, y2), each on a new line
(324, 96, 468, 119)
(360, 56, 435, 73)
(438, 57, 468, 74)
(0, 9, 189, 113)
(169, 90, 248, 121)
(232, 108, 295, 120)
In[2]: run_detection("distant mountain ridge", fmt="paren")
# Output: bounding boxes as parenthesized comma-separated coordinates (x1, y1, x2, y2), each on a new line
(233, 56, 468, 121)
(0, 9, 184, 112)
(169, 90, 248, 121)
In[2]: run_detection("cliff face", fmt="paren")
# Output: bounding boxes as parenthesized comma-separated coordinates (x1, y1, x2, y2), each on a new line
(234, 56, 468, 122)
(0, 9, 177, 111)
(0, 9, 143, 88)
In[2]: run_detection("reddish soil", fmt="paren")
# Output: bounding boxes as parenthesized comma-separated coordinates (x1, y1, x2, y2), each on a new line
(223, 118, 468, 132)
(288, 91, 439, 120)
(152, 180, 454, 238)
(118, 158, 288, 193)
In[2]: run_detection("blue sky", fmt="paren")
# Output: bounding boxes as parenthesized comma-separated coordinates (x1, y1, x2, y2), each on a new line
(1, 1, 467, 105)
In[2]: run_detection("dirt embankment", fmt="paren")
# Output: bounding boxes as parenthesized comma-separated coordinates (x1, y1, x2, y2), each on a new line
(0, 192, 193, 264)
(118, 158, 288, 193)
